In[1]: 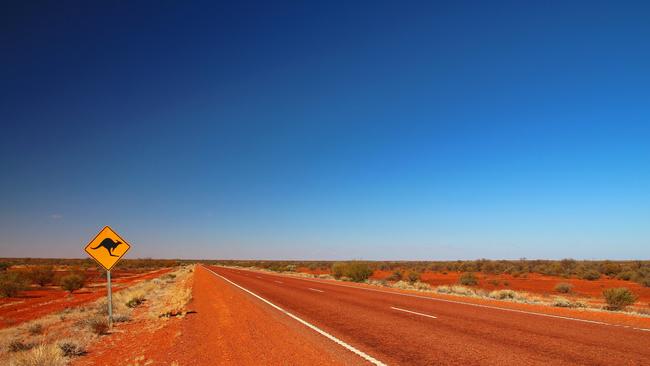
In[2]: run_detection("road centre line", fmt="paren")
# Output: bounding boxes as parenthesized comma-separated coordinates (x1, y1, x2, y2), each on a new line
(390, 306, 437, 319)
(204, 266, 387, 366)
(308, 288, 325, 293)
(220, 266, 650, 333)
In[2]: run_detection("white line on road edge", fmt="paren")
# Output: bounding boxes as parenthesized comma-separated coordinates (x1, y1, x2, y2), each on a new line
(204, 266, 387, 366)
(308, 288, 325, 293)
(218, 266, 650, 333)
(390, 306, 437, 319)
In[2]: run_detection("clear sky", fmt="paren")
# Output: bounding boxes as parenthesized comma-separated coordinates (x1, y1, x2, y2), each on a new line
(1, 1, 649, 260)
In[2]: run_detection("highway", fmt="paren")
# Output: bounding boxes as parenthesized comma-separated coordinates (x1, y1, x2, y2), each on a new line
(205, 265, 650, 366)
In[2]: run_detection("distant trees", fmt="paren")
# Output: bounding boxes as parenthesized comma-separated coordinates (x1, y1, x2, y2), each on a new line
(0, 272, 28, 298)
(28, 266, 55, 287)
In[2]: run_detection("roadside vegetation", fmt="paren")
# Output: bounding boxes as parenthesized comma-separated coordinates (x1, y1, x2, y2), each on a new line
(0, 265, 194, 365)
(215, 259, 649, 316)
(209, 258, 650, 288)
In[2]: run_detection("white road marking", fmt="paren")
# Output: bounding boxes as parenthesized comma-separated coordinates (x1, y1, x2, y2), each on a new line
(219, 266, 650, 333)
(204, 266, 387, 366)
(390, 306, 437, 319)
(256, 276, 262, 279)
(274, 280, 283, 284)
(308, 288, 325, 293)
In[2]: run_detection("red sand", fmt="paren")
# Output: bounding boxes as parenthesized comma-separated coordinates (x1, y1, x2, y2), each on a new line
(0, 268, 170, 329)
(302, 268, 650, 306)
(74, 266, 361, 366)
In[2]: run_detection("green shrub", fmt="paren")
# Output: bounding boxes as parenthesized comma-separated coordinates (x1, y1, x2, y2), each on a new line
(616, 271, 634, 281)
(0, 262, 10, 272)
(407, 271, 420, 284)
(331, 262, 372, 282)
(580, 270, 601, 281)
(126, 295, 145, 308)
(28, 266, 54, 287)
(0, 272, 28, 298)
(331, 262, 346, 279)
(603, 287, 637, 310)
(345, 262, 373, 282)
(459, 272, 478, 286)
(554, 282, 573, 294)
(60, 274, 85, 293)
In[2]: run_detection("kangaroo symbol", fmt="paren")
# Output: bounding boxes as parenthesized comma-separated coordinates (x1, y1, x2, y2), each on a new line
(91, 238, 122, 257)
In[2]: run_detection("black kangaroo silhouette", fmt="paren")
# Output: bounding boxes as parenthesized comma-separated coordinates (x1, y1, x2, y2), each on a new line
(91, 238, 122, 257)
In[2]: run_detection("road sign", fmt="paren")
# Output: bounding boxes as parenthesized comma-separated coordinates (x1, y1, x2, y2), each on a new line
(84, 226, 131, 271)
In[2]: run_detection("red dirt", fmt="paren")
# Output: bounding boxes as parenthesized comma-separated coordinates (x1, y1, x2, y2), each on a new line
(300, 268, 650, 305)
(0, 268, 171, 329)
(74, 266, 363, 366)
(208, 266, 650, 365)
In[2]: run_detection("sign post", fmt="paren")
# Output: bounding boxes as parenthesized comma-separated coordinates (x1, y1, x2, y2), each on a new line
(107, 270, 113, 327)
(84, 226, 131, 329)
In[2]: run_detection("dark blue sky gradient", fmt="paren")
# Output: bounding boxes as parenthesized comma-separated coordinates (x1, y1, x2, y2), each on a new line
(1, 1, 649, 259)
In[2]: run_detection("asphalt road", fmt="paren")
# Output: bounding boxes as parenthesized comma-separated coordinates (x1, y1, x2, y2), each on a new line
(205, 265, 650, 366)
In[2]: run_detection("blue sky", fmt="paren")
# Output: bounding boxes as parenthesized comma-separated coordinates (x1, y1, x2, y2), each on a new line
(1, 1, 649, 260)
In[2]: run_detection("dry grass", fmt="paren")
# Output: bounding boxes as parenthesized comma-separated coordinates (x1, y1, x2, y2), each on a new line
(9, 344, 66, 366)
(0, 265, 194, 365)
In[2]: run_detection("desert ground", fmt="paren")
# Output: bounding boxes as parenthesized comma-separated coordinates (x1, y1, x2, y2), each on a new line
(1, 259, 649, 365)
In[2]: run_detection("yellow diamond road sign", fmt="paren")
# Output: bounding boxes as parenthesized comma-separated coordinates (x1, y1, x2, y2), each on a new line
(84, 226, 131, 271)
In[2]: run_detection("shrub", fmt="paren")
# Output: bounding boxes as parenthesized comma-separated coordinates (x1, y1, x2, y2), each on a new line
(436, 285, 475, 296)
(489, 290, 516, 300)
(8, 339, 34, 352)
(126, 295, 145, 308)
(413, 281, 432, 291)
(345, 262, 373, 282)
(60, 274, 84, 293)
(28, 323, 43, 335)
(603, 287, 637, 310)
(58, 341, 86, 357)
(616, 271, 634, 281)
(638, 277, 650, 287)
(554, 282, 573, 294)
(580, 270, 601, 281)
(28, 266, 54, 287)
(10, 344, 66, 366)
(331, 262, 346, 279)
(330, 262, 372, 282)
(407, 271, 420, 284)
(0, 262, 11, 271)
(87, 318, 109, 335)
(0, 272, 28, 298)
(552, 297, 585, 308)
(459, 272, 478, 286)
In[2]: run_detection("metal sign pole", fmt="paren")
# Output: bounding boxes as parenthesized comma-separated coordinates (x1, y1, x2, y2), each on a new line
(107, 270, 113, 328)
